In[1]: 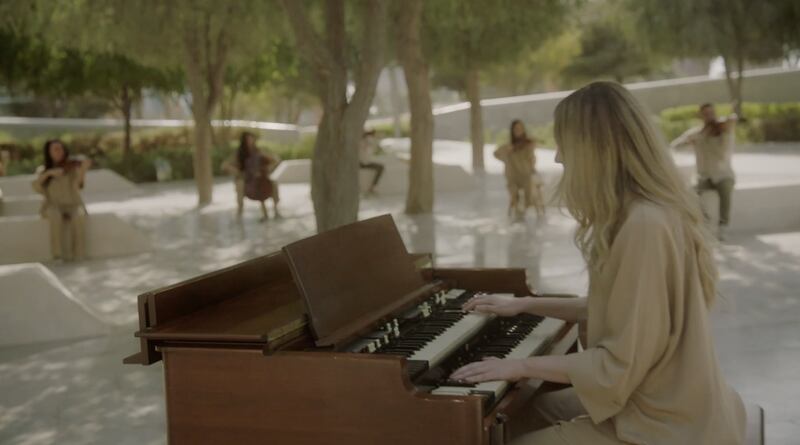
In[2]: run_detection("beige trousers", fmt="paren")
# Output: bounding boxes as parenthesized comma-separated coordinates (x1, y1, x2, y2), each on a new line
(507, 177, 545, 218)
(507, 388, 625, 445)
(47, 205, 86, 260)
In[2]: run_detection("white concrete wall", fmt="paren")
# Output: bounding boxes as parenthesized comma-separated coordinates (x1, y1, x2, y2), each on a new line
(0, 263, 108, 346)
(0, 213, 150, 264)
(3, 68, 797, 144)
(432, 67, 800, 141)
(702, 182, 800, 234)
(0, 168, 139, 198)
(0, 116, 301, 143)
(272, 154, 476, 195)
(0, 169, 141, 217)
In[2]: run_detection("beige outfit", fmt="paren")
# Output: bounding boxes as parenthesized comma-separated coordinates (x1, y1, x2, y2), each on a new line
(494, 142, 544, 216)
(512, 201, 745, 445)
(35, 166, 86, 260)
(672, 124, 735, 183)
(671, 122, 736, 227)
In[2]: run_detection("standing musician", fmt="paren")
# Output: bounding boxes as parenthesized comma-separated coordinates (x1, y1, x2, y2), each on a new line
(494, 120, 546, 220)
(453, 82, 745, 444)
(670, 103, 737, 240)
(32, 139, 91, 261)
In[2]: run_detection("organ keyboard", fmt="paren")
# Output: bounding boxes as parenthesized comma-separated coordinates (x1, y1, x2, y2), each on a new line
(125, 215, 577, 445)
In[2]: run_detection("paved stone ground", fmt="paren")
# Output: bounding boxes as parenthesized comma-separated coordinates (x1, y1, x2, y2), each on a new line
(1, 141, 799, 444)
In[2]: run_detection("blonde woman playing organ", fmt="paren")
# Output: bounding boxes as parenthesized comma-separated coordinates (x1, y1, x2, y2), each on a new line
(452, 82, 745, 444)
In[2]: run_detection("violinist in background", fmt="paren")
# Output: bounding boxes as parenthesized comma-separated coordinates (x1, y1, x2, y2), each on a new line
(32, 139, 91, 261)
(670, 103, 737, 240)
(223, 132, 281, 221)
(494, 120, 545, 221)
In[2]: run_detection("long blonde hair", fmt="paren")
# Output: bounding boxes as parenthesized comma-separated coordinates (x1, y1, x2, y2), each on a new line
(553, 81, 718, 306)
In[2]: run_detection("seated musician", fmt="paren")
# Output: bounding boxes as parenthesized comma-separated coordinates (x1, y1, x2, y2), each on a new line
(222, 131, 281, 221)
(453, 82, 745, 444)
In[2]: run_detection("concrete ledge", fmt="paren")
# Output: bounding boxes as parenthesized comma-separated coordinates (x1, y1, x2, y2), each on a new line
(0, 195, 43, 217)
(0, 212, 150, 264)
(272, 155, 475, 194)
(0, 168, 140, 199)
(0, 263, 109, 346)
(701, 181, 800, 233)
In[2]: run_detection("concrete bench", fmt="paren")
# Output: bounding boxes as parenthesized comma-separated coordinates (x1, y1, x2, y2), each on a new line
(0, 169, 142, 217)
(0, 263, 109, 346)
(700, 181, 800, 233)
(0, 168, 140, 199)
(272, 155, 476, 194)
(0, 212, 150, 264)
(745, 403, 765, 445)
(0, 195, 44, 217)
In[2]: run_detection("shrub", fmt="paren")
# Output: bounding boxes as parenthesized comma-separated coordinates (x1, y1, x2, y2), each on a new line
(487, 121, 556, 149)
(368, 120, 410, 138)
(658, 102, 800, 144)
(0, 127, 316, 182)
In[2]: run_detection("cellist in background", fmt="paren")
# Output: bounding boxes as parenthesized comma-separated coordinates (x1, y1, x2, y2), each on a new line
(223, 132, 281, 221)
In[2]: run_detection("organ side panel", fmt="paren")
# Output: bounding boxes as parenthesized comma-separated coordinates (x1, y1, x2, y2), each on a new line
(162, 348, 486, 445)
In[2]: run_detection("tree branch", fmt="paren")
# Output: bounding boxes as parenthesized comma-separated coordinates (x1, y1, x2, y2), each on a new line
(326, 0, 345, 67)
(346, 0, 387, 123)
(279, 0, 335, 81)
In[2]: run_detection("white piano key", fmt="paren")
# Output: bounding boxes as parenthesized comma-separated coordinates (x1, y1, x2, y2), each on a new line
(431, 317, 566, 400)
(409, 312, 494, 367)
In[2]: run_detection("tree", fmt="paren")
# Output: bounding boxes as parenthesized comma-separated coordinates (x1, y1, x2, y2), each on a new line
(219, 38, 315, 133)
(280, 0, 387, 232)
(424, 0, 568, 173)
(562, 20, 661, 84)
(629, 0, 794, 116)
(483, 30, 582, 95)
(33, 0, 281, 205)
(84, 53, 182, 156)
(396, 0, 434, 214)
(0, 26, 178, 151)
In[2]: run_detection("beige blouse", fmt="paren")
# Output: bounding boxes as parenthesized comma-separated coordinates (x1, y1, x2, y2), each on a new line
(671, 122, 736, 182)
(494, 142, 535, 188)
(565, 201, 745, 445)
(34, 166, 84, 208)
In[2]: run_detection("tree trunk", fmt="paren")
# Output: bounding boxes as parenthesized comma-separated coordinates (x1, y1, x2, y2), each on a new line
(183, 52, 217, 206)
(281, 0, 386, 232)
(121, 84, 133, 158)
(219, 84, 239, 146)
(312, 98, 362, 232)
(188, 99, 215, 206)
(399, 0, 434, 214)
(465, 68, 484, 173)
(180, 15, 228, 206)
(721, 54, 744, 118)
(388, 65, 404, 137)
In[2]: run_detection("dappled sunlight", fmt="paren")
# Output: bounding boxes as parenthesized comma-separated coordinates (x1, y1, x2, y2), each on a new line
(2, 151, 799, 443)
(0, 336, 166, 445)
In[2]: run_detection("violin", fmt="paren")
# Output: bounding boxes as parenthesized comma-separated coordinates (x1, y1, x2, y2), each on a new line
(57, 156, 88, 172)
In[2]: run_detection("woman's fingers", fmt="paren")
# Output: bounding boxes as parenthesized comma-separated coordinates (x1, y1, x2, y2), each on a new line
(451, 361, 489, 380)
(462, 295, 490, 312)
(452, 363, 501, 383)
(472, 304, 497, 314)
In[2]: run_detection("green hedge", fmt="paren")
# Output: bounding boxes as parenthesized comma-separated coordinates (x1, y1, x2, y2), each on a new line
(0, 128, 315, 182)
(488, 122, 556, 149)
(659, 102, 800, 143)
